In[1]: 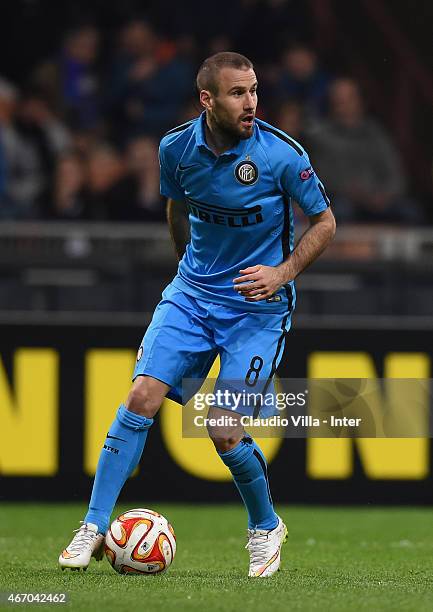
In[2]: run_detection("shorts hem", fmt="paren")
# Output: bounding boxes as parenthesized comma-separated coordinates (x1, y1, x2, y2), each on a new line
(132, 370, 174, 389)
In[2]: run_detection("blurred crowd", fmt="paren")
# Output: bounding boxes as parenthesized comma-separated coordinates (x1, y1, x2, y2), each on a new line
(0, 17, 426, 224)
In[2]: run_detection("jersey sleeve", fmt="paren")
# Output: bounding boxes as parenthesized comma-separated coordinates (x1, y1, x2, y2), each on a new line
(159, 142, 185, 201)
(280, 149, 330, 216)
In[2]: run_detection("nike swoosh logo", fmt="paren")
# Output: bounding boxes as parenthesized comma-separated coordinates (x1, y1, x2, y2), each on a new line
(178, 163, 200, 171)
(106, 433, 127, 442)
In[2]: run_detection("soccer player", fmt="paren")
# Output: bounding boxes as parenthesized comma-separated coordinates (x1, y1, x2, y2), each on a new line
(59, 52, 335, 577)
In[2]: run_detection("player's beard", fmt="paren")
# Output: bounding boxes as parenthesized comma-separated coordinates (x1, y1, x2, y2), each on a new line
(212, 109, 254, 141)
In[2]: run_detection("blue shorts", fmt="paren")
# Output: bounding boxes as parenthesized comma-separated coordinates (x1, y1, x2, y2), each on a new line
(133, 283, 292, 418)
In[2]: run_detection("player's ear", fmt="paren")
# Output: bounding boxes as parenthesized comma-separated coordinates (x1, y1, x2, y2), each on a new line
(200, 89, 213, 111)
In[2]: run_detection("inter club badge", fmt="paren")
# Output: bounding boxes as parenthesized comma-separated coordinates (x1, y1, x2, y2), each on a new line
(235, 160, 258, 185)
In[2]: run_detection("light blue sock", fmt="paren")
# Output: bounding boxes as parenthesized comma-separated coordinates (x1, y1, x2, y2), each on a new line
(218, 436, 278, 530)
(84, 404, 153, 534)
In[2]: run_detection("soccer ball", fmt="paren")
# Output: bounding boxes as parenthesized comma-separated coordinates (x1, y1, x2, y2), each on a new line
(104, 508, 176, 574)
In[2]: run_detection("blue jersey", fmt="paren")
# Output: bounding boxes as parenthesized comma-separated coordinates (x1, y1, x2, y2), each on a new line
(159, 112, 330, 313)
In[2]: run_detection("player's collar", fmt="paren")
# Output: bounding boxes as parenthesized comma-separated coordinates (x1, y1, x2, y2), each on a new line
(194, 111, 255, 159)
(194, 112, 208, 149)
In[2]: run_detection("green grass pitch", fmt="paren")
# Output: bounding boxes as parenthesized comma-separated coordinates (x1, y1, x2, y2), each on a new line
(1, 504, 433, 611)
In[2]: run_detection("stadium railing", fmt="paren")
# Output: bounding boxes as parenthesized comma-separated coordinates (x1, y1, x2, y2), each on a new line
(0, 222, 432, 324)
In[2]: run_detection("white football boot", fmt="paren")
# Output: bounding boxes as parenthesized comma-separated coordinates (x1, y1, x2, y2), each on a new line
(246, 516, 288, 577)
(59, 522, 104, 571)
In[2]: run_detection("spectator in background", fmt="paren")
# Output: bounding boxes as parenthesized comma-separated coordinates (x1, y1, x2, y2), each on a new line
(69, 128, 101, 159)
(176, 98, 202, 125)
(18, 93, 71, 156)
(207, 35, 233, 57)
(0, 78, 43, 219)
(0, 80, 13, 217)
(126, 136, 164, 221)
(82, 143, 139, 221)
(275, 44, 330, 119)
(106, 19, 194, 141)
(272, 98, 306, 143)
(234, 0, 308, 64)
(16, 92, 71, 217)
(32, 25, 102, 130)
(53, 151, 87, 219)
(308, 78, 423, 223)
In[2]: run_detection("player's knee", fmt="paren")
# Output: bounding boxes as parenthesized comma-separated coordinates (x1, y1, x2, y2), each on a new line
(125, 385, 161, 418)
(207, 420, 244, 452)
(210, 434, 243, 454)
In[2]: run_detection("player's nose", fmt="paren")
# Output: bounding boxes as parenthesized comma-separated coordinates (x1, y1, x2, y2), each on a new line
(244, 93, 255, 109)
(244, 91, 255, 110)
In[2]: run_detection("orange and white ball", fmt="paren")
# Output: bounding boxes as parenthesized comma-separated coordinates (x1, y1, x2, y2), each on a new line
(105, 508, 176, 574)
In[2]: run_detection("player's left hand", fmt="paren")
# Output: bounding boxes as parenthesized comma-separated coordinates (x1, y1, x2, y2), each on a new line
(233, 265, 289, 302)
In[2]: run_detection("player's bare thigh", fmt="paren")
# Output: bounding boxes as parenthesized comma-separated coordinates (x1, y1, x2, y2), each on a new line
(125, 375, 170, 419)
(207, 406, 245, 453)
